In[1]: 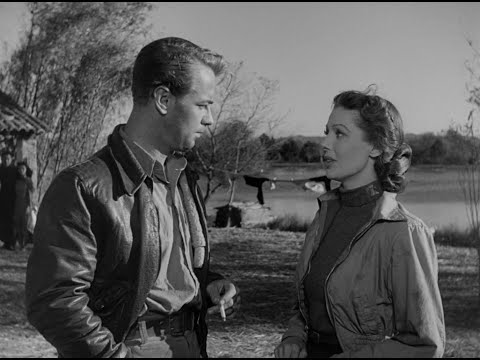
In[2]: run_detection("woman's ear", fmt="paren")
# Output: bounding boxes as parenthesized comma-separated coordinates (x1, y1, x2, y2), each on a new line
(369, 147, 382, 159)
(153, 86, 172, 115)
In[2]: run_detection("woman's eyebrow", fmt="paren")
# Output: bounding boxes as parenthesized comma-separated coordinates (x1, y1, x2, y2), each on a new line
(332, 123, 350, 133)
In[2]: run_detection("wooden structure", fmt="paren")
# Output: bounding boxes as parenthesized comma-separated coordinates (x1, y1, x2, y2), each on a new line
(0, 90, 49, 185)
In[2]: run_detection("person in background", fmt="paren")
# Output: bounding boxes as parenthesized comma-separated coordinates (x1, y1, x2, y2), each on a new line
(0, 150, 17, 250)
(26, 37, 240, 358)
(275, 87, 445, 358)
(13, 161, 35, 251)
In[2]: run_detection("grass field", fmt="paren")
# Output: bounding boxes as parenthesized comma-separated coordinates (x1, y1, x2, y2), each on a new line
(1, 227, 479, 357)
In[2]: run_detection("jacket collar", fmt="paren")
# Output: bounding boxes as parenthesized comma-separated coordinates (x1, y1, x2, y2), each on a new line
(317, 187, 407, 222)
(107, 124, 200, 196)
(107, 124, 148, 196)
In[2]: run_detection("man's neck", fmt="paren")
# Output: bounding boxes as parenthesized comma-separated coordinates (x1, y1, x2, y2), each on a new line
(125, 109, 172, 160)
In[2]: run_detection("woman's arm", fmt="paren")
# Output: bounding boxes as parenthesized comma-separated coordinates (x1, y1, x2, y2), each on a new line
(333, 222, 445, 358)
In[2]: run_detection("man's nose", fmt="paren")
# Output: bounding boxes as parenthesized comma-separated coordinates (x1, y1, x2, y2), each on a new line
(202, 107, 214, 126)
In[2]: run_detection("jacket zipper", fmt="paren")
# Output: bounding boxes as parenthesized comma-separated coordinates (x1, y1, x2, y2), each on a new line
(297, 202, 329, 328)
(323, 219, 378, 348)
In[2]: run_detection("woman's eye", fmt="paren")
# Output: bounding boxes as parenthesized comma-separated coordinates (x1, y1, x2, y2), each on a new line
(324, 130, 328, 135)
(335, 131, 344, 137)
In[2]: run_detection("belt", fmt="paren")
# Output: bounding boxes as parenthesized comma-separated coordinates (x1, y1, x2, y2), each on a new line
(128, 310, 197, 339)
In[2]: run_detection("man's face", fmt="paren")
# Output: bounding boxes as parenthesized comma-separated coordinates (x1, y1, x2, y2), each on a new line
(165, 63, 216, 152)
(2, 154, 12, 167)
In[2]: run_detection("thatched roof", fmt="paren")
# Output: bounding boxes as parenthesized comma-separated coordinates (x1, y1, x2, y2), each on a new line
(0, 90, 49, 137)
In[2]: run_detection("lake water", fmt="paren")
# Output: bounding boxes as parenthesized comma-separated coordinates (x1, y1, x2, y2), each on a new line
(205, 165, 473, 231)
(266, 197, 470, 231)
(208, 188, 470, 231)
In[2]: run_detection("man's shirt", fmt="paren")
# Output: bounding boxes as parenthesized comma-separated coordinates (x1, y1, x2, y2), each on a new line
(120, 128, 200, 315)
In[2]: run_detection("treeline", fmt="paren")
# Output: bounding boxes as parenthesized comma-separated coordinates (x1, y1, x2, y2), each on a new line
(259, 129, 480, 165)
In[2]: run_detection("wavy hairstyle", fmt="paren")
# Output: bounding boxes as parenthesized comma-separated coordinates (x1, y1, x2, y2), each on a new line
(332, 86, 412, 193)
(132, 37, 226, 104)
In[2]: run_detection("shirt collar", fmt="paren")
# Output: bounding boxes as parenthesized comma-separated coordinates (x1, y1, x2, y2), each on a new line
(119, 127, 169, 183)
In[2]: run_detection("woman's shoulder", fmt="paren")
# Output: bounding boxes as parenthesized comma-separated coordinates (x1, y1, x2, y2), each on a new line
(395, 201, 432, 232)
(384, 201, 436, 252)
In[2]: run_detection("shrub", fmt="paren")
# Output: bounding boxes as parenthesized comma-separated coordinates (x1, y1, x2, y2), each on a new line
(263, 214, 310, 232)
(433, 226, 476, 248)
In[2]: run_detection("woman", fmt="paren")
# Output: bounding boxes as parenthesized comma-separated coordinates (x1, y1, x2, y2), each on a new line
(274, 89, 445, 358)
(13, 161, 35, 251)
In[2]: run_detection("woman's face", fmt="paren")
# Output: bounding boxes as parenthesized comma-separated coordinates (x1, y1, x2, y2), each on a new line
(322, 106, 379, 189)
(18, 165, 27, 177)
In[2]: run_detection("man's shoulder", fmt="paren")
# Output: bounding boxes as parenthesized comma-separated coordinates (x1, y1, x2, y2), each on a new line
(59, 146, 115, 186)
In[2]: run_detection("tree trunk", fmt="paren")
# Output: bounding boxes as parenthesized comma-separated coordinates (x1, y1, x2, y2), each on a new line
(477, 246, 480, 304)
(228, 178, 237, 205)
(226, 177, 237, 228)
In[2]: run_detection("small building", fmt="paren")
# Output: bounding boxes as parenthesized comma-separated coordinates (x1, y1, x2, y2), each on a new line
(0, 89, 49, 186)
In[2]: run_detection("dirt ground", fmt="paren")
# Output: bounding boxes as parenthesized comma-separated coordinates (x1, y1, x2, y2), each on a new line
(1, 227, 479, 357)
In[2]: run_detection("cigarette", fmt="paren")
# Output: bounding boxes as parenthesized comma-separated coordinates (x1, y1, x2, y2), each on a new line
(220, 302, 226, 322)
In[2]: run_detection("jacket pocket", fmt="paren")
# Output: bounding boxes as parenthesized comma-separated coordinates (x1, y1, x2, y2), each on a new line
(89, 282, 131, 328)
(352, 294, 380, 335)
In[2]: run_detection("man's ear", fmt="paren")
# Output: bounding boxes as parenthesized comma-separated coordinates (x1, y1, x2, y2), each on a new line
(369, 147, 382, 159)
(153, 86, 172, 115)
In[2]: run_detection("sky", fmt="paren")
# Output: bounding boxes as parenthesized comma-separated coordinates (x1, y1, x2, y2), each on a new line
(1, 2, 480, 137)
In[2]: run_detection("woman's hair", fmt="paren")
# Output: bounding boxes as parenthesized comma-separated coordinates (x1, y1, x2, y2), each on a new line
(16, 161, 33, 178)
(332, 85, 412, 193)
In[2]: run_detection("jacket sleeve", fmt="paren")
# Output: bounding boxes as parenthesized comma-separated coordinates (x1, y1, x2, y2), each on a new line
(25, 170, 129, 358)
(332, 222, 445, 358)
(206, 270, 224, 284)
(281, 304, 308, 344)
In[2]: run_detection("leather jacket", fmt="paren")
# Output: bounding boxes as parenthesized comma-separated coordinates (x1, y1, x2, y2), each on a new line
(25, 125, 222, 358)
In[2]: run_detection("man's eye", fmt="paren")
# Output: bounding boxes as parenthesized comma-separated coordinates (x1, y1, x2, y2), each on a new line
(335, 131, 344, 137)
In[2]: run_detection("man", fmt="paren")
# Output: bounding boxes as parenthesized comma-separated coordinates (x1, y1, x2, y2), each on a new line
(26, 37, 239, 358)
(0, 150, 17, 250)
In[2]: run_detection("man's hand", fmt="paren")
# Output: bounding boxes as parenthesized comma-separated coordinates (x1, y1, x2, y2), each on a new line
(206, 279, 240, 319)
(274, 338, 307, 358)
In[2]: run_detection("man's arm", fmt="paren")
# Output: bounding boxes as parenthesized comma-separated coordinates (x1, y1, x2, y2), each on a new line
(25, 170, 129, 358)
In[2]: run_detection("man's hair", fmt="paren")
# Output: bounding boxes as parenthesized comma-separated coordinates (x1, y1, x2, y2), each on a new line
(332, 86, 412, 193)
(132, 37, 226, 104)
(1, 150, 13, 157)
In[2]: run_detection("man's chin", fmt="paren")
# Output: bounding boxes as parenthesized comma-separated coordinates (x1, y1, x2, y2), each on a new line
(174, 144, 194, 155)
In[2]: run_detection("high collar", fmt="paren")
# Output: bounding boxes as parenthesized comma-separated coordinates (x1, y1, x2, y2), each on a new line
(338, 181, 383, 207)
(317, 183, 407, 222)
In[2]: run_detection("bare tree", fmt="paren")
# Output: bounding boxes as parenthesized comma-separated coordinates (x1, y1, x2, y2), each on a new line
(458, 39, 480, 301)
(191, 62, 287, 204)
(0, 2, 152, 200)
